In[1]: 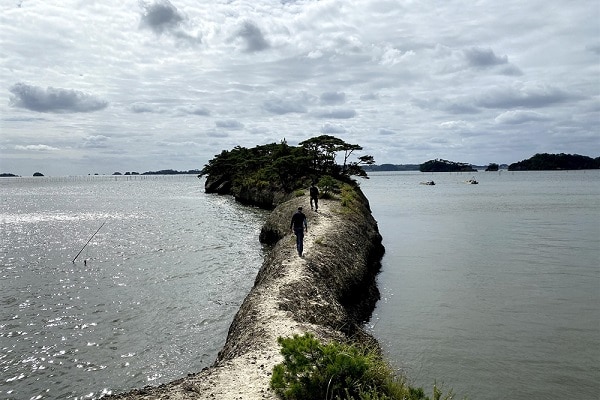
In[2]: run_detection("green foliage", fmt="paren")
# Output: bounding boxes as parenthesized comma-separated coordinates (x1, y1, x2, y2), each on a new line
(485, 163, 499, 171)
(318, 175, 340, 196)
(419, 159, 476, 172)
(201, 136, 375, 198)
(271, 333, 450, 400)
(508, 153, 600, 171)
(340, 183, 360, 212)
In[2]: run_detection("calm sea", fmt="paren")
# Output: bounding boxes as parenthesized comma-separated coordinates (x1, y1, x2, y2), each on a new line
(1, 171, 598, 399)
(0, 175, 267, 399)
(361, 170, 600, 400)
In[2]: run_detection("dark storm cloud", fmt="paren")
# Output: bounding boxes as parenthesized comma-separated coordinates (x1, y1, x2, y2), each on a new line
(140, 0, 184, 34)
(9, 83, 108, 113)
(320, 91, 346, 105)
(314, 109, 356, 119)
(236, 20, 269, 52)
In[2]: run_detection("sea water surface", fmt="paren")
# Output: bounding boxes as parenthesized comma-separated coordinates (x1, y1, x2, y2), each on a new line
(1, 175, 267, 399)
(361, 170, 600, 400)
(1, 171, 599, 400)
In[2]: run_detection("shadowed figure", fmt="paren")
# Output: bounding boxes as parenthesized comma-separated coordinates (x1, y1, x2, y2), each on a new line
(310, 183, 319, 211)
(290, 207, 308, 257)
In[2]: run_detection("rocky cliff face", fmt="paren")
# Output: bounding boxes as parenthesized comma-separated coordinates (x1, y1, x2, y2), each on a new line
(204, 174, 290, 209)
(103, 185, 384, 400)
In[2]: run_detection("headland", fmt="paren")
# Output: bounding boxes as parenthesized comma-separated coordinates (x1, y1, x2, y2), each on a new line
(103, 183, 385, 399)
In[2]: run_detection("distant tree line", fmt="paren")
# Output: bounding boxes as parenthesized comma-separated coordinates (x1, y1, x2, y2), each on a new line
(120, 169, 202, 175)
(419, 159, 477, 172)
(363, 164, 421, 172)
(508, 153, 599, 170)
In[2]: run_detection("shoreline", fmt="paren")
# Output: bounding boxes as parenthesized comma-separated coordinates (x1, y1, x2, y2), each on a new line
(104, 188, 384, 399)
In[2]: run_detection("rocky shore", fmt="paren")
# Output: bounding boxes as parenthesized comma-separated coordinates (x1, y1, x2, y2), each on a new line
(104, 186, 384, 400)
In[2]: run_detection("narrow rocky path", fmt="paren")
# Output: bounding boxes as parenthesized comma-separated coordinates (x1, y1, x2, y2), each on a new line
(107, 199, 344, 400)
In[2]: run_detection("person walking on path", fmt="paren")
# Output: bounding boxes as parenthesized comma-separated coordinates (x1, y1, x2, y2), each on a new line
(290, 206, 308, 257)
(310, 183, 319, 212)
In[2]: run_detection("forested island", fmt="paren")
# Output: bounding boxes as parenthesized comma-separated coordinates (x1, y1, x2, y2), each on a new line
(419, 159, 477, 172)
(508, 153, 600, 170)
(363, 152, 599, 173)
(199, 135, 375, 208)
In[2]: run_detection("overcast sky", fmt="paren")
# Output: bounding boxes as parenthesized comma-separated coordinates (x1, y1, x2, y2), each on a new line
(1, 0, 598, 176)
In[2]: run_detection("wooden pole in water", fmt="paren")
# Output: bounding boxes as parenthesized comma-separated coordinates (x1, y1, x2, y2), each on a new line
(72, 220, 106, 263)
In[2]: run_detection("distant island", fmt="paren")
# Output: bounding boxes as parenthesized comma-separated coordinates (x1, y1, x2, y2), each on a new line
(508, 153, 600, 171)
(112, 169, 202, 176)
(364, 152, 600, 172)
(0, 169, 202, 178)
(419, 159, 477, 172)
(363, 164, 420, 172)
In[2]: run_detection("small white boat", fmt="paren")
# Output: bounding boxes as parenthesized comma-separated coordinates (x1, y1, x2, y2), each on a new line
(420, 180, 435, 185)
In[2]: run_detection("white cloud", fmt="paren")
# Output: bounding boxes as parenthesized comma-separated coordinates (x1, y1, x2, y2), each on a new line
(314, 109, 357, 119)
(440, 121, 472, 130)
(232, 20, 270, 52)
(0, 0, 597, 175)
(130, 102, 163, 113)
(81, 135, 110, 149)
(175, 105, 211, 116)
(320, 91, 346, 105)
(495, 110, 548, 125)
(463, 47, 508, 67)
(477, 84, 575, 109)
(15, 144, 60, 151)
(320, 123, 346, 134)
(140, 0, 184, 34)
(215, 120, 244, 130)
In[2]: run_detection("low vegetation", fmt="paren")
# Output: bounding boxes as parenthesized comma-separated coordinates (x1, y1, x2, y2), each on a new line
(271, 333, 453, 400)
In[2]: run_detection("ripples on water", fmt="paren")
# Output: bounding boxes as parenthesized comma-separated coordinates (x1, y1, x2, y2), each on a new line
(2, 172, 599, 400)
(0, 176, 267, 399)
(361, 171, 600, 400)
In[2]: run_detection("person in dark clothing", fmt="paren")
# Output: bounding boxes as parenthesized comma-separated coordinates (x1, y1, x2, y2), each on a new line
(290, 206, 308, 257)
(309, 184, 319, 211)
